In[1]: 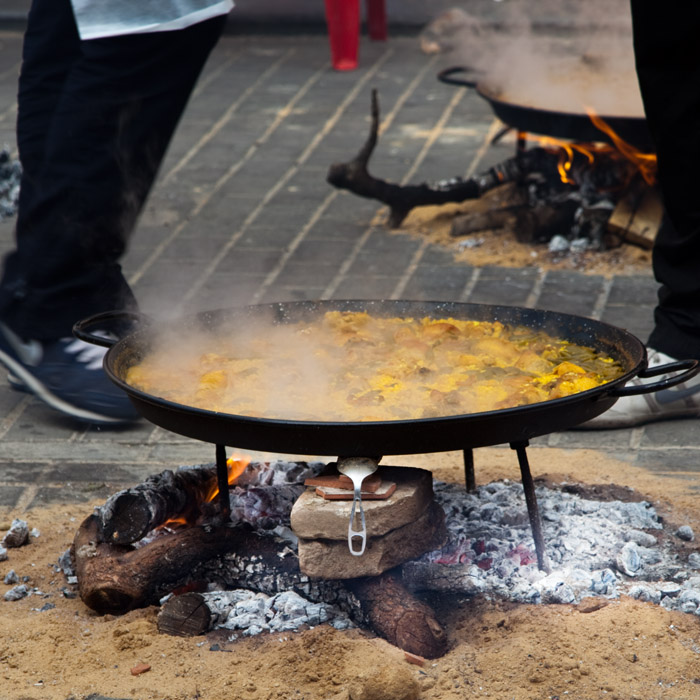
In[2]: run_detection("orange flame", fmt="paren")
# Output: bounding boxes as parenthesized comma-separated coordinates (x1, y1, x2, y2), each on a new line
(522, 131, 598, 185)
(586, 108, 657, 185)
(520, 109, 657, 188)
(205, 455, 251, 504)
(157, 455, 251, 532)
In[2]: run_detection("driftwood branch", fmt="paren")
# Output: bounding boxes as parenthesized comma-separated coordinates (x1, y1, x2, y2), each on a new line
(326, 89, 567, 228)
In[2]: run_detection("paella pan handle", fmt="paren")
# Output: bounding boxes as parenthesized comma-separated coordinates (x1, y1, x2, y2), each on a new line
(72, 310, 150, 348)
(609, 359, 700, 397)
(437, 66, 481, 89)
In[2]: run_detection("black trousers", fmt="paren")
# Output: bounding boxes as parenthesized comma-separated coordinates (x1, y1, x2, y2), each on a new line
(0, 0, 226, 340)
(631, 3, 700, 359)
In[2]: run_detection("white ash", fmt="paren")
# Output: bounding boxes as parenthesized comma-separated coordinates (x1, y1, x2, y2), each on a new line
(404, 479, 700, 615)
(200, 589, 353, 639)
(2, 519, 29, 548)
(226, 459, 324, 529)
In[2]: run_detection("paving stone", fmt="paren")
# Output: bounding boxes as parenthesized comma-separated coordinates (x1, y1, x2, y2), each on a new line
(0, 486, 26, 507)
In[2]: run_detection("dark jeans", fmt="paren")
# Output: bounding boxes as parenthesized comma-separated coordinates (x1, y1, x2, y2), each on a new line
(0, 0, 226, 340)
(631, 2, 700, 360)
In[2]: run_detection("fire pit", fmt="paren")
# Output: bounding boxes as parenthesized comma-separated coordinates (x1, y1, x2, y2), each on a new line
(75, 300, 697, 576)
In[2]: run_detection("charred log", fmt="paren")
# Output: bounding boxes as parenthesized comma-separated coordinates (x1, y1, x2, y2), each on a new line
(326, 89, 565, 228)
(97, 466, 220, 545)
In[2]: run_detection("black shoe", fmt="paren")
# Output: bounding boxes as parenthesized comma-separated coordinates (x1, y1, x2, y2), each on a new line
(0, 321, 140, 425)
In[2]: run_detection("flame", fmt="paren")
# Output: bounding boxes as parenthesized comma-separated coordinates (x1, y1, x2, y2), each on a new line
(157, 455, 251, 531)
(522, 131, 599, 185)
(204, 454, 251, 504)
(586, 108, 657, 185)
(520, 109, 657, 188)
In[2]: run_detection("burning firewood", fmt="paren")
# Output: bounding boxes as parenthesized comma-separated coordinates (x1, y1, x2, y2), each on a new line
(326, 90, 576, 229)
(97, 465, 221, 545)
(327, 90, 661, 251)
(75, 477, 450, 657)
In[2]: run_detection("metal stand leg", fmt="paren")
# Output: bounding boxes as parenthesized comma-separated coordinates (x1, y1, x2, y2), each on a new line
(463, 449, 476, 492)
(215, 444, 231, 522)
(510, 440, 550, 573)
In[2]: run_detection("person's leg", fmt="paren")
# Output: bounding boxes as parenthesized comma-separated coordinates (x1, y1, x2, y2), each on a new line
(632, 2, 700, 360)
(580, 3, 700, 428)
(0, 4, 226, 423)
(0, 11, 227, 340)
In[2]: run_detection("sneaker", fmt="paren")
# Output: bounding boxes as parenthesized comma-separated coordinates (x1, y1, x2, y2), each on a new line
(578, 348, 700, 429)
(0, 321, 140, 425)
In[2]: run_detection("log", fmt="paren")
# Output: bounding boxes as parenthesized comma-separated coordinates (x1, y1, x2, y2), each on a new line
(326, 91, 564, 229)
(97, 466, 220, 544)
(326, 89, 481, 227)
(347, 572, 448, 659)
(157, 592, 212, 637)
(607, 179, 662, 249)
(72, 514, 246, 614)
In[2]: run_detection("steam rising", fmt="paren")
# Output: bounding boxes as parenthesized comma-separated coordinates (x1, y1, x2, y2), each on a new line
(433, 1, 644, 118)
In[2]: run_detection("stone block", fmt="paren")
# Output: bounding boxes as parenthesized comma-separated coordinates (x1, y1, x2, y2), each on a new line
(297, 500, 447, 579)
(290, 466, 434, 540)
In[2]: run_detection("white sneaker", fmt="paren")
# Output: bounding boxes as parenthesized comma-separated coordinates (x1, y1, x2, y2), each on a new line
(578, 349, 700, 429)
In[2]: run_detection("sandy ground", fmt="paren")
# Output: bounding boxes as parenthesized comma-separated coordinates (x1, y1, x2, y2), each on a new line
(2, 446, 700, 700)
(394, 190, 653, 278)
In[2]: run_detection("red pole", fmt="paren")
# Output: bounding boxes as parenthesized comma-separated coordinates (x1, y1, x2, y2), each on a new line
(366, 0, 387, 41)
(324, 0, 360, 71)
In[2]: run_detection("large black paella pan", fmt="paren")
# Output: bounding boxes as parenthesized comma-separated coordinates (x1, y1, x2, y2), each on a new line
(75, 300, 696, 456)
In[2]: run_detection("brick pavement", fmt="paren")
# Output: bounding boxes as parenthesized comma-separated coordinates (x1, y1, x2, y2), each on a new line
(0, 30, 698, 512)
